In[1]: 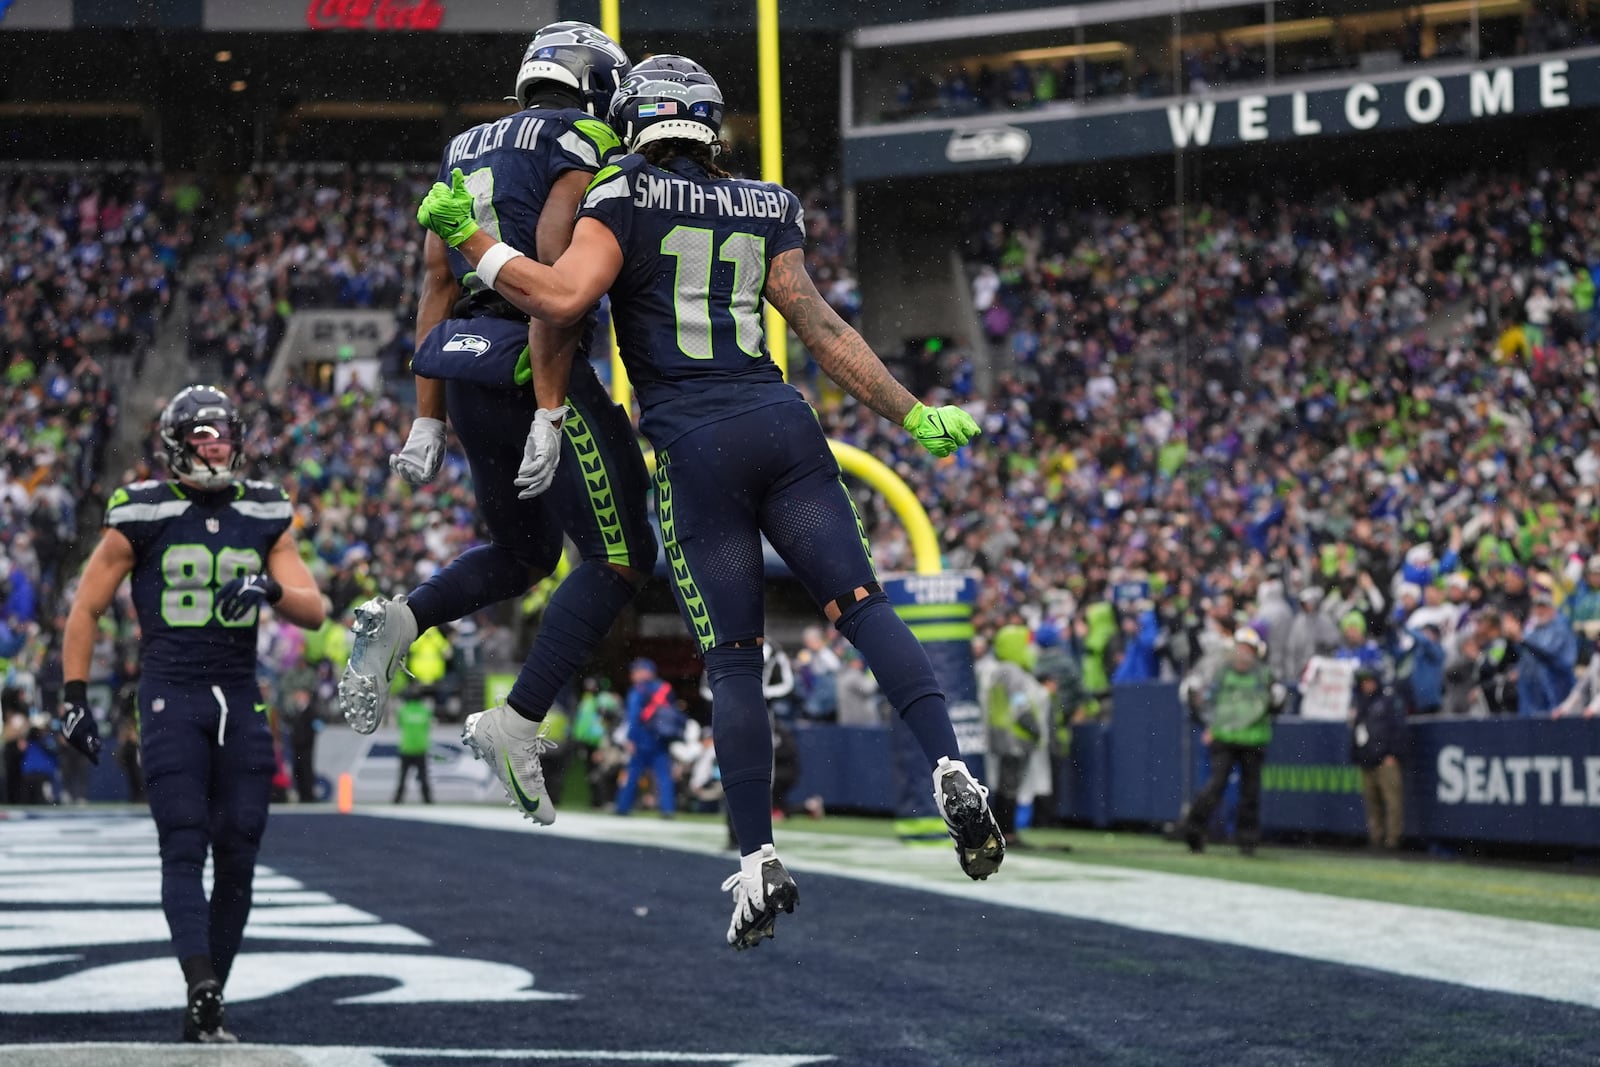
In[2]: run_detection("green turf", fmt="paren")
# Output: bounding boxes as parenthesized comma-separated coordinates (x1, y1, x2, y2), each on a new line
(674, 811, 1600, 930)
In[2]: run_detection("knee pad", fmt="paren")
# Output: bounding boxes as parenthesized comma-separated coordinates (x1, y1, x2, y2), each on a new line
(833, 590, 890, 642)
(703, 644, 764, 685)
(509, 532, 563, 580)
(159, 823, 207, 860)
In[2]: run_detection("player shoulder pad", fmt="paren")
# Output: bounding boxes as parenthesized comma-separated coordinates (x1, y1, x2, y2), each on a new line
(582, 155, 643, 209)
(105, 481, 189, 527)
(243, 479, 289, 501)
(545, 108, 623, 169)
(233, 481, 293, 522)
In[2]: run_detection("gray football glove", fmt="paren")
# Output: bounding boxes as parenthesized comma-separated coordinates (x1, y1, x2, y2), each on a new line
(514, 407, 570, 500)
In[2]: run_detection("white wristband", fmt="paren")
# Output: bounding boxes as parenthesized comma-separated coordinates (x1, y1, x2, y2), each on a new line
(477, 241, 526, 290)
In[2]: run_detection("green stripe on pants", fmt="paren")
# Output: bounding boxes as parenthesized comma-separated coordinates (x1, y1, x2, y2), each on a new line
(837, 476, 877, 575)
(564, 402, 630, 566)
(654, 452, 716, 650)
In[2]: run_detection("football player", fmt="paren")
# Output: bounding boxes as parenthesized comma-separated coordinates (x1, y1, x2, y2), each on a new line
(417, 56, 1004, 950)
(59, 385, 325, 1041)
(339, 22, 657, 824)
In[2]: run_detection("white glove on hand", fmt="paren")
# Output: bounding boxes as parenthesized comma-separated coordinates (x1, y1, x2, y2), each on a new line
(390, 417, 448, 486)
(514, 406, 570, 500)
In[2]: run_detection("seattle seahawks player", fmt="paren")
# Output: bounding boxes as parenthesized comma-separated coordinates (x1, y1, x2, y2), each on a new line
(417, 55, 1003, 950)
(59, 385, 324, 1042)
(339, 22, 656, 826)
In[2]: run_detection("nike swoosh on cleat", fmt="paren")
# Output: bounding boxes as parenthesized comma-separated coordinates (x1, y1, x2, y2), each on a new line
(503, 750, 541, 813)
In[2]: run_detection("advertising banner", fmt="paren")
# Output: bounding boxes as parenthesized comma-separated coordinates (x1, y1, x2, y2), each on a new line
(846, 50, 1600, 183)
(882, 572, 982, 841)
(202, 0, 557, 33)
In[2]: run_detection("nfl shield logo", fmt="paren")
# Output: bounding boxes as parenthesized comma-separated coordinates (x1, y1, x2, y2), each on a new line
(207, 518, 220, 533)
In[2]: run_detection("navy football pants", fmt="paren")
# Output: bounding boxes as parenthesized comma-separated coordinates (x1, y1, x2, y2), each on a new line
(139, 679, 274, 987)
(445, 363, 657, 579)
(654, 399, 877, 650)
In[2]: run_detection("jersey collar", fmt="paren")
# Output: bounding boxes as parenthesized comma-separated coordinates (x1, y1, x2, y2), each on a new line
(664, 156, 710, 181)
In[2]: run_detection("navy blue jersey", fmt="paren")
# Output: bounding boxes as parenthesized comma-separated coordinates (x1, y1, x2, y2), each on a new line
(105, 479, 293, 686)
(576, 154, 808, 450)
(437, 106, 623, 299)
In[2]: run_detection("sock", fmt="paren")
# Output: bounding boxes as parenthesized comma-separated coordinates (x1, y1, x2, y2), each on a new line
(506, 563, 640, 721)
(705, 645, 773, 855)
(406, 544, 539, 633)
(180, 954, 217, 993)
(741, 843, 778, 874)
(835, 593, 960, 764)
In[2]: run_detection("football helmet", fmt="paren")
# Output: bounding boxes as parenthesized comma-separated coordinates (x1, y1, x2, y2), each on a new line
(513, 21, 631, 117)
(159, 385, 244, 490)
(608, 54, 724, 152)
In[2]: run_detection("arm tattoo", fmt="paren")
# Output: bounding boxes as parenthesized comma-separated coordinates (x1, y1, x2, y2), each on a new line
(764, 250, 916, 425)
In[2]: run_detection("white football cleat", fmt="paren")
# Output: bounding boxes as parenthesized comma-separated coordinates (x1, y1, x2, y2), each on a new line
(722, 843, 799, 950)
(462, 704, 557, 826)
(933, 756, 1006, 880)
(338, 595, 418, 734)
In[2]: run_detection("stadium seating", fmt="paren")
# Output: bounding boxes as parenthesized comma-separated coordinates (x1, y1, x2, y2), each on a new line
(817, 159, 1600, 713)
(880, 2, 1597, 123)
(8, 152, 1600, 723)
(0, 167, 196, 622)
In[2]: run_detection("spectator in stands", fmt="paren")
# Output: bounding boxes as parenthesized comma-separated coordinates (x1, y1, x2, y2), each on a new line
(1350, 666, 1408, 850)
(835, 649, 885, 727)
(1178, 629, 1280, 855)
(1561, 556, 1600, 657)
(984, 625, 1048, 848)
(1335, 613, 1386, 675)
(1112, 600, 1161, 685)
(1511, 584, 1578, 717)
(572, 677, 619, 808)
(795, 625, 841, 722)
(1442, 632, 1486, 717)
(1286, 588, 1339, 685)
(1404, 623, 1447, 716)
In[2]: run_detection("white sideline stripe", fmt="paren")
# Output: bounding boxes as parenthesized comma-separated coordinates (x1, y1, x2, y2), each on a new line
(358, 806, 1600, 1010)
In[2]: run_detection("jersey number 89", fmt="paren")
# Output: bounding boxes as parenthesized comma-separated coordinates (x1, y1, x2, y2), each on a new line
(161, 544, 264, 627)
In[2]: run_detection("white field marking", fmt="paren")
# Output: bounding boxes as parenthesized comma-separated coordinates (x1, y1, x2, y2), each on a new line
(0, 906, 430, 953)
(356, 805, 1600, 1010)
(0, 953, 574, 1012)
(0, 1046, 834, 1067)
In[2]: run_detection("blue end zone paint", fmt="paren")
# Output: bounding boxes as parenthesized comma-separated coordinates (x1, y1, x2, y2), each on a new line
(2, 812, 1597, 1066)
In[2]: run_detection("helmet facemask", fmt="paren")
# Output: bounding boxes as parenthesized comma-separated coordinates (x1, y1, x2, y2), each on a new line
(160, 387, 244, 491)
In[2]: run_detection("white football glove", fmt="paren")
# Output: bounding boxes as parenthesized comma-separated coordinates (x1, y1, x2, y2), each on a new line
(514, 406, 570, 500)
(390, 417, 448, 486)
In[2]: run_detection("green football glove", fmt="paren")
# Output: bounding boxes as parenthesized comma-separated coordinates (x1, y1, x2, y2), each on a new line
(903, 402, 980, 458)
(416, 167, 480, 248)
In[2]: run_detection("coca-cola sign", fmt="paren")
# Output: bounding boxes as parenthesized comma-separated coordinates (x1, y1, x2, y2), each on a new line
(306, 0, 446, 31)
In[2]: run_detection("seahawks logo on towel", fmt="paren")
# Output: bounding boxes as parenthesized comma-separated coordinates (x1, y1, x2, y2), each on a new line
(443, 334, 491, 355)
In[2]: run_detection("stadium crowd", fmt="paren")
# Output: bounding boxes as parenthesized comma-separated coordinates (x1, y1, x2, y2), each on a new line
(188, 166, 433, 375)
(883, 2, 1597, 122)
(9, 141, 1600, 807)
(0, 167, 202, 802)
(820, 158, 1600, 724)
